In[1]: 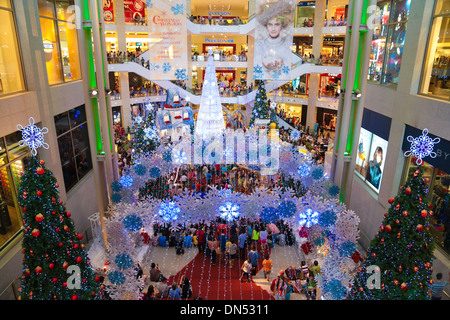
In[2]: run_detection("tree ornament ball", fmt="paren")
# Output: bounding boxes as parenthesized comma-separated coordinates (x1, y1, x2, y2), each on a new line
(429, 279, 434, 284)
(31, 229, 40, 237)
(49, 263, 54, 270)
(388, 198, 394, 204)
(405, 187, 411, 195)
(73, 244, 79, 250)
(78, 234, 83, 240)
(55, 183, 59, 188)
(36, 167, 45, 175)
(417, 224, 424, 232)
(36, 190, 42, 196)
(395, 219, 400, 224)
(384, 225, 391, 232)
(76, 256, 82, 264)
(72, 295, 78, 300)
(413, 266, 419, 272)
(35, 266, 43, 274)
(24, 269, 30, 276)
(421, 210, 428, 218)
(39, 160, 45, 166)
(63, 262, 69, 270)
(402, 210, 408, 217)
(52, 277, 58, 283)
(393, 280, 399, 286)
(66, 212, 71, 217)
(35, 213, 44, 222)
(401, 283, 408, 291)
(372, 253, 376, 258)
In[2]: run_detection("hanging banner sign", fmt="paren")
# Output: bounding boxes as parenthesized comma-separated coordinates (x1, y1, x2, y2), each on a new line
(254, 0, 300, 80)
(103, 0, 115, 22)
(124, 0, 146, 24)
(147, 0, 188, 80)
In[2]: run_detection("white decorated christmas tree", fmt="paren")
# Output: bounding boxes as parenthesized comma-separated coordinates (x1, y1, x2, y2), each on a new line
(194, 51, 225, 140)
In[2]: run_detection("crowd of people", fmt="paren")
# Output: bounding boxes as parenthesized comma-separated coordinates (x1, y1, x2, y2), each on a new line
(189, 14, 245, 25)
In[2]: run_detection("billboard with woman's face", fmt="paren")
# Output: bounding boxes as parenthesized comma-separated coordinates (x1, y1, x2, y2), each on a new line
(254, 0, 300, 80)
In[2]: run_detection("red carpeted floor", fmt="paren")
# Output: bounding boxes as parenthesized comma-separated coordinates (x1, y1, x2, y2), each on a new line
(166, 243, 274, 300)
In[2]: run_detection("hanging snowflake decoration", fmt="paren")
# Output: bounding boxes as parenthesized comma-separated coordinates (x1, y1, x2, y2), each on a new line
(291, 129, 301, 141)
(318, 209, 338, 228)
(218, 201, 240, 222)
(338, 240, 357, 257)
(111, 193, 122, 204)
(277, 200, 297, 219)
(134, 116, 143, 124)
(298, 164, 311, 177)
(175, 68, 188, 80)
(404, 128, 440, 165)
(173, 150, 187, 164)
(329, 185, 340, 197)
(144, 127, 157, 140)
(108, 271, 126, 285)
(149, 167, 161, 179)
(323, 279, 348, 300)
(122, 214, 143, 232)
(162, 149, 172, 162)
(312, 167, 324, 180)
(158, 201, 181, 222)
(114, 253, 134, 270)
(119, 175, 134, 188)
(17, 117, 49, 156)
(111, 181, 122, 193)
(298, 208, 320, 228)
(134, 164, 147, 176)
(253, 65, 263, 78)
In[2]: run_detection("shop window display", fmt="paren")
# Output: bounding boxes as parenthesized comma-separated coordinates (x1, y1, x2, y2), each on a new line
(367, 0, 410, 86)
(38, 0, 80, 85)
(54, 105, 93, 192)
(420, 0, 450, 100)
(0, 133, 31, 251)
(0, 1, 25, 95)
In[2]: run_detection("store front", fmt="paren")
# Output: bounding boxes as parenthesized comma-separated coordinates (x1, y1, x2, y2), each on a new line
(295, 1, 315, 28)
(319, 73, 341, 98)
(401, 125, 450, 256)
(293, 36, 313, 58)
(316, 107, 337, 131)
(0, 131, 31, 251)
(112, 106, 123, 127)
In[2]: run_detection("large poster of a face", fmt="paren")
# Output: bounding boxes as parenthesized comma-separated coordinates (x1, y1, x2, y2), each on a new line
(355, 128, 372, 178)
(254, 0, 299, 80)
(365, 133, 388, 191)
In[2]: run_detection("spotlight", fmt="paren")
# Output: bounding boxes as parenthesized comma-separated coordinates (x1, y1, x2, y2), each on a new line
(90, 88, 98, 97)
(353, 89, 362, 98)
(105, 88, 112, 95)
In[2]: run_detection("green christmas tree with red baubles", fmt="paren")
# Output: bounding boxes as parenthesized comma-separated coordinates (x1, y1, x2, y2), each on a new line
(18, 156, 103, 300)
(349, 165, 435, 300)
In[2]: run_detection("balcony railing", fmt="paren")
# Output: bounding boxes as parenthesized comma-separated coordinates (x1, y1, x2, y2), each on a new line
(192, 54, 248, 62)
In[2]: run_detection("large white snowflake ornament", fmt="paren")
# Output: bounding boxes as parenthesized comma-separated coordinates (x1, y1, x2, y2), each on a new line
(218, 201, 240, 222)
(17, 117, 49, 156)
(404, 128, 440, 165)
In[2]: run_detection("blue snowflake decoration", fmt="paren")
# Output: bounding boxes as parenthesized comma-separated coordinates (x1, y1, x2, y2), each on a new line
(162, 62, 172, 73)
(338, 240, 356, 257)
(111, 181, 122, 192)
(159, 201, 181, 222)
(109, 271, 126, 285)
(149, 167, 161, 179)
(253, 65, 263, 79)
(111, 193, 122, 204)
(311, 168, 324, 180)
(162, 150, 172, 162)
(122, 214, 143, 232)
(318, 209, 337, 227)
(329, 185, 340, 197)
(404, 128, 440, 165)
(282, 65, 290, 74)
(324, 279, 348, 300)
(17, 117, 49, 156)
(119, 175, 134, 188)
(175, 68, 188, 80)
(134, 116, 143, 124)
(298, 208, 319, 228)
(314, 237, 326, 247)
(173, 150, 188, 164)
(114, 253, 134, 270)
(277, 200, 297, 219)
(290, 129, 301, 140)
(273, 72, 281, 80)
(134, 164, 147, 176)
(297, 164, 311, 177)
(144, 127, 157, 140)
(170, 3, 184, 15)
(219, 201, 240, 222)
(259, 206, 277, 223)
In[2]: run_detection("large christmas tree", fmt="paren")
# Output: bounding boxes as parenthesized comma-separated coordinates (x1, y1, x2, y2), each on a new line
(18, 157, 102, 300)
(349, 165, 435, 300)
(249, 81, 270, 128)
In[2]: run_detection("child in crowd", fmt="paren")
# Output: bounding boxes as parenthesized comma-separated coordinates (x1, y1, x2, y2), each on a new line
(262, 253, 272, 282)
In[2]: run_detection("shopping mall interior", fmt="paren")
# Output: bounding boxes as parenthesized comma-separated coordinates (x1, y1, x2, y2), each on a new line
(0, 0, 449, 303)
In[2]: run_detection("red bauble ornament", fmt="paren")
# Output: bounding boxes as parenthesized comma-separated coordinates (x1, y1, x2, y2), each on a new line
(421, 210, 428, 218)
(51, 211, 56, 215)
(405, 187, 411, 195)
(55, 227, 60, 232)
(384, 212, 387, 217)
(402, 210, 408, 217)
(413, 267, 419, 272)
(24, 269, 30, 276)
(64, 225, 69, 232)
(395, 219, 400, 224)
(76, 256, 82, 264)
(58, 242, 63, 247)
(36, 167, 44, 175)
(55, 183, 59, 188)
(62, 282, 67, 288)
(393, 280, 399, 286)
(39, 160, 45, 166)
(35, 266, 43, 274)
(66, 212, 71, 217)
(31, 229, 40, 237)
(52, 278, 58, 283)
(73, 244, 79, 250)
(35, 213, 44, 222)
(95, 276, 100, 282)
(372, 253, 376, 258)
(388, 198, 394, 204)
(417, 224, 424, 232)
(77, 234, 83, 240)
(63, 262, 69, 269)
(72, 295, 78, 300)
(385, 225, 391, 232)
(36, 190, 42, 196)
(49, 263, 54, 270)
(401, 283, 408, 291)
